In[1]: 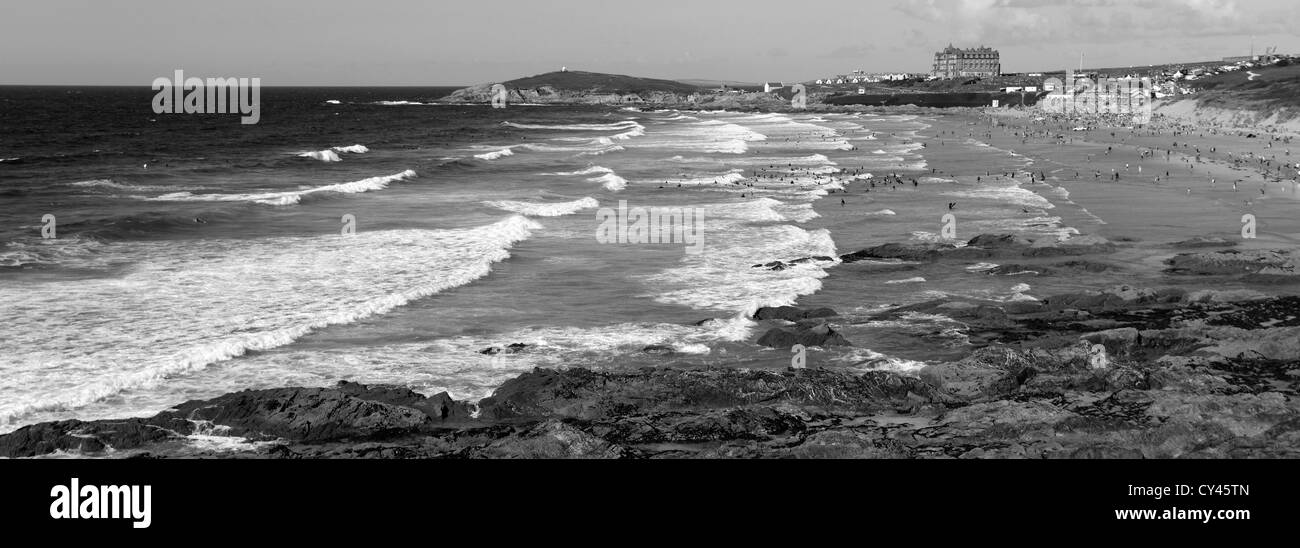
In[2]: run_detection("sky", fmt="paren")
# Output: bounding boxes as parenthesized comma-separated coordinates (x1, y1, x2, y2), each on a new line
(1, 0, 1297, 86)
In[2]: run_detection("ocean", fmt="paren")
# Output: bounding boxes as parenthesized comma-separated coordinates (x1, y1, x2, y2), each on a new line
(4, 86, 1260, 433)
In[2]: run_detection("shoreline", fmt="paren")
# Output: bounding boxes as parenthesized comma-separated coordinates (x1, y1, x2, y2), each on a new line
(4, 105, 1299, 459)
(4, 280, 1297, 459)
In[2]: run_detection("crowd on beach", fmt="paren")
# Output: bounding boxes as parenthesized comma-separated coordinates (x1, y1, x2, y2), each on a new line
(977, 109, 1300, 203)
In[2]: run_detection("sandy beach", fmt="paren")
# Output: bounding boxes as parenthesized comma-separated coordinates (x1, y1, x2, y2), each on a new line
(977, 107, 1300, 250)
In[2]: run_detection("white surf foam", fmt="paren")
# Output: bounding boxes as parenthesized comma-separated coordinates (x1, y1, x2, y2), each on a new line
(578, 144, 625, 156)
(144, 170, 418, 206)
(750, 154, 834, 166)
(485, 197, 599, 217)
(551, 166, 626, 191)
(93, 315, 757, 416)
(0, 237, 110, 269)
(832, 348, 929, 375)
(504, 121, 642, 131)
(298, 150, 342, 162)
(0, 215, 543, 430)
(553, 166, 613, 177)
(643, 216, 839, 318)
(657, 171, 748, 187)
(589, 172, 628, 191)
(70, 179, 211, 192)
(945, 182, 1056, 210)
(474, 148, 516, 161)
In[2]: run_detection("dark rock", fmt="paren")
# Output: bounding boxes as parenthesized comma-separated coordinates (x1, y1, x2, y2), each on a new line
(754, 306, 804, 321)
(1005, 301, 1045, 314)
(756, 323, 851, 349)
(480, 343, 530, 355)
(967, 234, 1032, 249)
(335, 381, 474, 422)
(841, 243, 954, 263)
(1054, 260, 1114, 273)
(1165, 250, 1296, 276)
(166, 387, 434, 443)
(753, 306, 838, 322)
(1172, 236, 1238, 249)
(0, 419, 183, 459)
(788, 256, 836, 265)
(477, 367, 945, 422)
(841, 234, 1115, 265)
(804, 307, 839, 319)
(1069, 445, 1147, 459)
(642, 345, 676, 356)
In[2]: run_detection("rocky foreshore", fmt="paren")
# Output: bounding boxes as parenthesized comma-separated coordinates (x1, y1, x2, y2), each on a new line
(5, 236, 1297, 459)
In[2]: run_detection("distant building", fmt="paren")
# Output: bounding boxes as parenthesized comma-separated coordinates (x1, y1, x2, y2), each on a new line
(764, 82, 785, 93)
(932, 45, 1001, 79)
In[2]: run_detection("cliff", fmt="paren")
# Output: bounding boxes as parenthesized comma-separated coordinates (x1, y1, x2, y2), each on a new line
(1168, 62, 1300, 130)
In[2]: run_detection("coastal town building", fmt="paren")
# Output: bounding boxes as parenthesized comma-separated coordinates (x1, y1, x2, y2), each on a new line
(764, 82, 785, 93)
(813, 72, 915, 86)
(932, 45, 1001, 79)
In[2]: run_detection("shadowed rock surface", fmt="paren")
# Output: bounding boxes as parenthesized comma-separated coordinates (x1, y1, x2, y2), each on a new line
(840, 233, 1118, 264)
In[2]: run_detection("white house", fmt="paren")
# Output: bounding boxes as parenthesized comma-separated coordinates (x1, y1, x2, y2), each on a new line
(764, 82, 785, 93)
